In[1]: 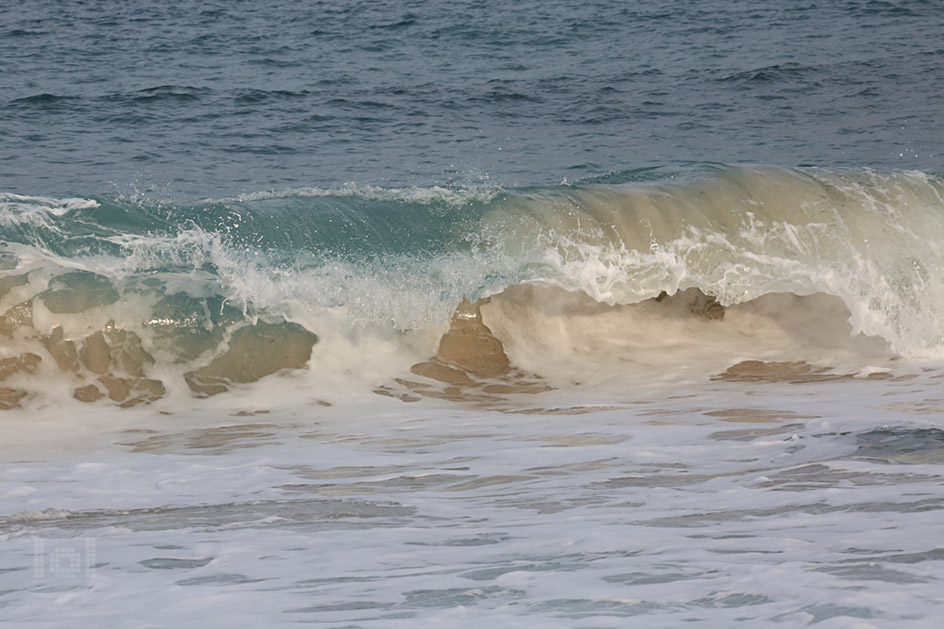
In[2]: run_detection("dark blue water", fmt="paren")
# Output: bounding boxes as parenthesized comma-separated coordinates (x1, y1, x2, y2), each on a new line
(2, 0, 942, 197)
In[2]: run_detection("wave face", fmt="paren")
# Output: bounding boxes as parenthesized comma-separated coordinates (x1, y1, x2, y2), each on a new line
(1, 164, 943, 406)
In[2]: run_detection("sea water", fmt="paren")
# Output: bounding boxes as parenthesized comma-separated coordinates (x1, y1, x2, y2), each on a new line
(2, 1, 944, 627)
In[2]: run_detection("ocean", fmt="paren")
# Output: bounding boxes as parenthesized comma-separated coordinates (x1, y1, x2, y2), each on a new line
(2, 1, 944, 626)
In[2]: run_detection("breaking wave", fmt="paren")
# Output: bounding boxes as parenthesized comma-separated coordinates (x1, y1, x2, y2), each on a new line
(1, 164, 943, 408)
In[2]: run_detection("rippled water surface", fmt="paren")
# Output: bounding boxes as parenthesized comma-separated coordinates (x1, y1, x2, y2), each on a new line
(2, 0, 943, 195)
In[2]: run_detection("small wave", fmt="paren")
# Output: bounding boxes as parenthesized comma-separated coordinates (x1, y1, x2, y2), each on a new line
(227, 183, 503, 206)
(131, 85, 208, 103)
(718, 62, 813, 84)
(0, 192, 100, 216)
(1, 508, 76, 524)
(7, 93, 82, 108)
(232, 89, 311, 104)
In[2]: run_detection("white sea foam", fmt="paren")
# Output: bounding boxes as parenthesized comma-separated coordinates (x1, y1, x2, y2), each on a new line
(2, 361, 943, 627)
